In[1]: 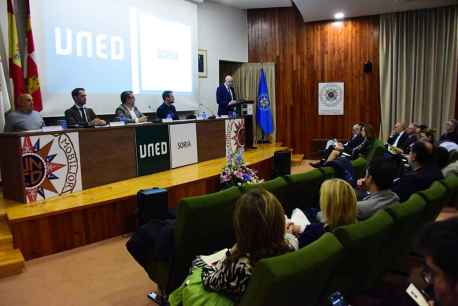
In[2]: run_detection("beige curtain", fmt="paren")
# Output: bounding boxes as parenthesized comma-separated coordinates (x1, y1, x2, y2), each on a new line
(232, 63, 276, 144)
(379, 6, 458, 141)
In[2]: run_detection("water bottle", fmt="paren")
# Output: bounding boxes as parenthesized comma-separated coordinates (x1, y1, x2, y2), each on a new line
(202, 112, 207, 120)
(166, 113, 172, 120)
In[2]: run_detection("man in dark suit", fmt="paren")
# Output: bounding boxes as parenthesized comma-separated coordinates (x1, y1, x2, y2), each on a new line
(65, 88, 106, 127)
(392, 141, 444, 202)
(216, 75, 237, 116)
(386, 122, 409, 150)
(156, 90, 178, 120)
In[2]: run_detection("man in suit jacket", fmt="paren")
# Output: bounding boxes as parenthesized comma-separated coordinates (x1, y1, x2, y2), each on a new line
(156, 90, 178, 120)
(392, 141, 444, 202)
(115, 91, 148, 123)
(386, 122, 409, 150)
(65, 88, 106, 127)
(216, 75, 237, 116)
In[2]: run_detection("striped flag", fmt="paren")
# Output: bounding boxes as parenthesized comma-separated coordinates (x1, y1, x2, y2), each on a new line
(7, 0, 25, 105)
(25, 0, 43, 111)
(0, 56, 12, 131)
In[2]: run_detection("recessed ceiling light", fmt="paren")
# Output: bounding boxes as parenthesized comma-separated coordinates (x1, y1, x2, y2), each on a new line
(334, 12, 345, 20)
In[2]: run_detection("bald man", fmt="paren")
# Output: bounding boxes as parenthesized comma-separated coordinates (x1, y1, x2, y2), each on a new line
(4, 94, 44, 132)
(216, 75, 238, 116)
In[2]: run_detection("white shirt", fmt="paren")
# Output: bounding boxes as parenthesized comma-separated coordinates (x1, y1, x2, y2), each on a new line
(128, 108, 138, 122)
(393, 131, 405, 147)
(76, 105, 88, 122)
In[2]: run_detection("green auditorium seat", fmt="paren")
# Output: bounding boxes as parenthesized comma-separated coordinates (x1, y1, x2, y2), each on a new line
(283, 169, 326, 212)
(417, 181, 448, 223)
(153, 186, 242, 293)
(239, 233, 344, 306)
(385, 194, 428, 270)
(326, 210, 395, 297)
(351, 157, 368, 179)
(240, 177, 292, 212)
(440, 174, 458, 207)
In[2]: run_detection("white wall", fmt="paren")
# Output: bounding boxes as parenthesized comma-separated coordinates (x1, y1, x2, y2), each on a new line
(197, 1, 248, 115)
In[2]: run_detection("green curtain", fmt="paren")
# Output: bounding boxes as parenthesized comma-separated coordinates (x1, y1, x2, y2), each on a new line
(233, 63, 276, 143)
(379, 6, 458, 140)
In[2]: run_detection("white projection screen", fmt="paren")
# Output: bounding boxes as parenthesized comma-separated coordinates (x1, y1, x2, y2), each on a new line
(31, 0, 199, 117)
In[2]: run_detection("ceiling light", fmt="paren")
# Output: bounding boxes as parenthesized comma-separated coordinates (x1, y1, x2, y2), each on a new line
(334, 12, 345, 20)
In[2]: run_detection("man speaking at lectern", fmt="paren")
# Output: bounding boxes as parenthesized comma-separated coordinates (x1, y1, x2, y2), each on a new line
(216, 75, 237, 116)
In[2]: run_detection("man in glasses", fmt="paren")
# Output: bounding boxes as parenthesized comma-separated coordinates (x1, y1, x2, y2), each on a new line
(417, 218, 458, 306)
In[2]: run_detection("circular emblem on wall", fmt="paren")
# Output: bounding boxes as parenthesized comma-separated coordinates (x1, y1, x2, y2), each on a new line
(319, 84, 343, 107)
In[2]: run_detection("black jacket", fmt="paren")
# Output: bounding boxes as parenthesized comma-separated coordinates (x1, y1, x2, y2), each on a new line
(392, 163, 444, 202)
(156, 103, 178, 120)
(387, 132, 409, 150)
(65, 105, 97, 127)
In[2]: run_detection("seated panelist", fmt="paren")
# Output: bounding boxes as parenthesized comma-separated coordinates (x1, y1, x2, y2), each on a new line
(156, 90, 178, 120)
(115, 91, 148, 123)
(4, 93, 44, 132)
(65, 88, 106, 127)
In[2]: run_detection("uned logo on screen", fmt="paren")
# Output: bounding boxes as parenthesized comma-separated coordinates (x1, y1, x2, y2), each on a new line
(139, 142, 168, 159)
(54, 27, 125, 60)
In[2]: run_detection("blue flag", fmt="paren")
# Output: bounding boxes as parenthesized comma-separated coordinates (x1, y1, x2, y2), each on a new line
(256, 69, 274, 135)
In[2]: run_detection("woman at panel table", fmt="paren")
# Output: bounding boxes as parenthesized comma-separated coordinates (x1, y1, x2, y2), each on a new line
(115, 91, 148, 123)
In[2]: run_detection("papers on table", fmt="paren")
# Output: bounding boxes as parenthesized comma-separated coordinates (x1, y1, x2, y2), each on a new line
(285, 208, 310, 233)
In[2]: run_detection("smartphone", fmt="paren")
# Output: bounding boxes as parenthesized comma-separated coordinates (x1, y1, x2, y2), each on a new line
(147, 291, 160, 303)
(406, 283, 430, 306)
(329, 291, 349, 306)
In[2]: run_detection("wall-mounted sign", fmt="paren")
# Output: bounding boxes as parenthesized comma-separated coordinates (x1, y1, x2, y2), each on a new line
(318, 82, 344, 115)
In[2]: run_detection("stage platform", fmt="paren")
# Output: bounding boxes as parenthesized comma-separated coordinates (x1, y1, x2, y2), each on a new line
(1, 144, 284, 260)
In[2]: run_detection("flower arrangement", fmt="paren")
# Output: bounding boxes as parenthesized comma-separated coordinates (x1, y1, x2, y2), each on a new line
(220, 149, 263, 187)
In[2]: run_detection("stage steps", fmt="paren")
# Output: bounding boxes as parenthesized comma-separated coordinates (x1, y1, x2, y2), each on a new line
(0, 219, 24, 278)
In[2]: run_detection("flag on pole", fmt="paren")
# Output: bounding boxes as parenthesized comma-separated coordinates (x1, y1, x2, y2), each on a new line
(0, 56, 12, 132)
(256, 69, 274, 135)
(25, 0, 43, 111)
(8, 0, 25, 105)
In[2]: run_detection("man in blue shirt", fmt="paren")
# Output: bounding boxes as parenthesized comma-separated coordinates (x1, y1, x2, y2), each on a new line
(5, 94, 44, 132)
(156, 90, 178, 120)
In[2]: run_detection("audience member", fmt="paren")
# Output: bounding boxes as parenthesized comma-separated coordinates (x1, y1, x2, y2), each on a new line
(115, 91, 148, 123)
(386, 122, 409, 149)
(156, 90, 179, 120)
(417, 218, 458, 306)
(402, 122, 418, 153)
(314, 123, 364, 165)
(287, 179, 357, 248)
(419, 129, 437, 144)
(4, 94, 44, 132)
(440, 119, 458, 144)
(356, 157, 399, 220)
(199, 189, 296, 301)
(392, 141, 444, 202)
(319, 124, 375, 164)
(65, 88, 106, 127)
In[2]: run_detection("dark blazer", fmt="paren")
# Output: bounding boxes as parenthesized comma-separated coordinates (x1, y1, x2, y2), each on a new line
(65, 105, 97, 127)
(387, 132, 409, 149)
(343, 134, 364, 154)
(115, 104, 144, 123)
(392, 163, 444, 202)
(156, 103, 178, 120)
(216, 84, 236, 116)
(440, 131, 458, 144)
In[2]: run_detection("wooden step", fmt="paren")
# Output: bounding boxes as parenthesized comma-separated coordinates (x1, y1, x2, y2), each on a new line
(0, 221, 13, 251)
(0, 248, 25, 277)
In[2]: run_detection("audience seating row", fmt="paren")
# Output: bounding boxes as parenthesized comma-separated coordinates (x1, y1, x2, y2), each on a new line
(148, 148, 455, 306)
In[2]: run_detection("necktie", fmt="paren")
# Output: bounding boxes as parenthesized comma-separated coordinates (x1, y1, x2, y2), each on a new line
(80, 107, 87, 122)
(227, 86, 233, 100)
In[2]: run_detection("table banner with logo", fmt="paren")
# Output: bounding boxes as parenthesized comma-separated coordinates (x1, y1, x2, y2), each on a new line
(169, 123, 198, 168)
(21, 132, 82, 203)
(136, 125, 171, 176)
(225, 119, 245, 157)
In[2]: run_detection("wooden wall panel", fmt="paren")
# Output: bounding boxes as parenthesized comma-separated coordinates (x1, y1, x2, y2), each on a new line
(248, 8, 381, 156)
